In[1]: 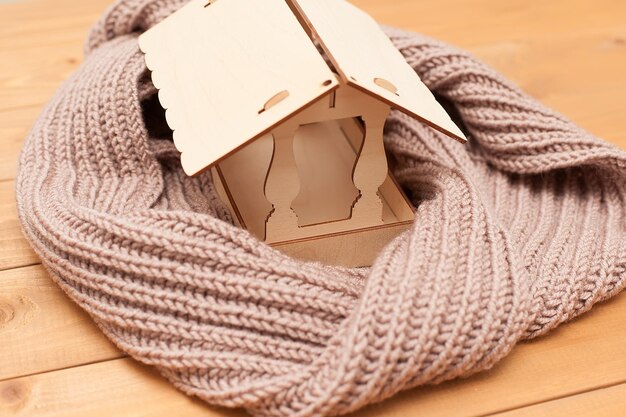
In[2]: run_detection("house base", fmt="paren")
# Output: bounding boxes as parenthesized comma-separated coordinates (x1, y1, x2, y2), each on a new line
(212, 166, 414, 267)
(268, 206, 413, 268)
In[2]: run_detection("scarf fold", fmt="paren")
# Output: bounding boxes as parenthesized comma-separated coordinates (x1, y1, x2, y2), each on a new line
(17, 1, 626, 416)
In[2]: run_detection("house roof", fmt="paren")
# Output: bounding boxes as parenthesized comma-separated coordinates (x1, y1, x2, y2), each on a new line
(290, 0, 466, 143)
(139, 0, 466, 177)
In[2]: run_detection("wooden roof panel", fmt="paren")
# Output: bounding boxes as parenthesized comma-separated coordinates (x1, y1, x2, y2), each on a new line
(139, 0, 339, 176)
(290, 0, 467, 142)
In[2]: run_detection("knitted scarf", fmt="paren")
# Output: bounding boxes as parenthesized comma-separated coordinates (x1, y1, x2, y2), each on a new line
(16, 1, 626, 416)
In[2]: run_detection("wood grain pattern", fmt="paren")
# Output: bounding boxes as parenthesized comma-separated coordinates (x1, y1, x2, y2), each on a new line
(0, 108, 41, 182)
(0, 265, 121, 381)
(0, 358, 242, 417)
(0, 181, 37, 271)
(1, 0, 625, 416)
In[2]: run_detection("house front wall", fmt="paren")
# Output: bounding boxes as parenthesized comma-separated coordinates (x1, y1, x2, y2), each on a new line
(213, 84, 396, 243)
(263, 84, 392, 241)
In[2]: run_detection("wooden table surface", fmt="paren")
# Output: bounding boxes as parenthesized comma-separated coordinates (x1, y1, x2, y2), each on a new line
(1, 0, 625, 416)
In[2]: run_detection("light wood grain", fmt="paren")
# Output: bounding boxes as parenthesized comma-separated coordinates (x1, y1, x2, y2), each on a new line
(0, 357, 242, 417)
(0, 265, 120, 381)
(1, 0, 625, 415)
(291, 0, 466, 141)
(262, 86, 399, 243)
(491, 382, 626, 417)
(0, 0, 109, 111)
(0, 181, 38, 271)
(0, 2, 624, 182)
(0, 107, 40, 182)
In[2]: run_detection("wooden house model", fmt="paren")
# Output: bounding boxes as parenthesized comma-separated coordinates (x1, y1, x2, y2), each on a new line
(139, 0, 466, 266)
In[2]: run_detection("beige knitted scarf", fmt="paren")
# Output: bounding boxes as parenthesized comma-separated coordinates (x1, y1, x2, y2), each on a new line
(16, 0, 626, 416)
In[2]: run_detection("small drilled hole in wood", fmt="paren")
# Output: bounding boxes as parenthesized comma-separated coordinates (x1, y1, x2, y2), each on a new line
(322, 79, 333, 87)
(258, 90, 289, 114)
(374, 77, 399, 96)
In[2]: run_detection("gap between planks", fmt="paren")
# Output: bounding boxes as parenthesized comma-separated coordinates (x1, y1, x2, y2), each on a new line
(0, 357, 240, 417)
(486, 380, 626, 417)
(0, 355, 125, 384)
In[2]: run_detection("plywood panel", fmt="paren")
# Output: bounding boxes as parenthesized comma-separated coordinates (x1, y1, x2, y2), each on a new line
(139, 0, 339, 176)
(292, 119, 361, 226)
(215, 135, 274, 240)
(273, 221, 411, 267)
(290, 0, 466, 142)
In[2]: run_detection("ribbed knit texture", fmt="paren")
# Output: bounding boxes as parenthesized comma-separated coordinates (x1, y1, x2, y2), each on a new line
(16, 1, 626, 416)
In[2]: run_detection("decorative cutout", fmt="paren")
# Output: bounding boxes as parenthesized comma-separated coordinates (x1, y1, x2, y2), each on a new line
(292, 118, 362, 226)
(259, 90, 290, 114)
(374, 77, 398, 96)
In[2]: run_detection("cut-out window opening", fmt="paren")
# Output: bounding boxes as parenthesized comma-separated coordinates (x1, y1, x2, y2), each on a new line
(291, 117, 364, 227)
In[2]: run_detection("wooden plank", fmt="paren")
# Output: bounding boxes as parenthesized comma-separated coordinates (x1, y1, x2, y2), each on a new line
(0, 358, 243, 417)
(139, 0, 339, 176)
(0, 181, 38, 271)
(0, 1, 624, 148)
(491, 382, 626, 417)
(0, 0, 107, 111)
(1, 0, 624, 51)
(0, 265, 121, 381)
(0, 0, 108, 34)
(469, 30, 626, 149)
(0, 107, 41, 182)
(352, 0, 626, 47)
(471, 30, 626, 100)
